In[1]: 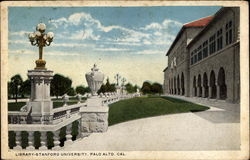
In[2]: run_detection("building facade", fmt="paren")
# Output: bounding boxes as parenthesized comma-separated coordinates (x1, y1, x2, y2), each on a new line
(163, 7, 240, 103)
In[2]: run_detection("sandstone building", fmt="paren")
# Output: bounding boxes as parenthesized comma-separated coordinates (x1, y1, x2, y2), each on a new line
(163, 7, 240, 103)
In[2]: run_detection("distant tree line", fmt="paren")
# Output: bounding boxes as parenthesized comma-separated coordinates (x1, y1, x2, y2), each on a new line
(8, 74, 161, 101)
(97, 78, 116, 94)
(141, 81, 163, 95)
(125, 83, 139, 93)
(8, 74, 91, 101)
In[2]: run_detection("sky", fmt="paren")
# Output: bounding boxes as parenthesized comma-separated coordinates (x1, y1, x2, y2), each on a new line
(8, 6, 221, 87)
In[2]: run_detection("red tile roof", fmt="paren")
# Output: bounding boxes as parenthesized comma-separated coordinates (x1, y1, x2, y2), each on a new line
(184, 16, 214, 27)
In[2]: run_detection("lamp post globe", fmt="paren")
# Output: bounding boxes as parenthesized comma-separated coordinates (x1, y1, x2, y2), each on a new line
(36, 23, 46, 33)
(28, 33, 35, 42)
(47, 32, 54, 41)
(28, 23, 54, 70)
(34, 31, 41, 37)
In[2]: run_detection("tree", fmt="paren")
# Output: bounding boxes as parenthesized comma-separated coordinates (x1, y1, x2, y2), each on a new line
(151, 83, 163, 94)
(10, 74, 23, 102)
(8, 81, 15, 99)
(125, 83, 136, 93)
(19, 79, 31, 98)
(75, 85, 91, 95)
(133, 85, 139, 92)
(67, 87, 76, 96)
(75, 85, 86, 95)
(105, 78, 111, 91)
(110, 84, 116, 92)
(97, 84, 107, 94)
(84, 87, 91, 93)
(141, 81, 152, 94)
(51, 74, 72, 99)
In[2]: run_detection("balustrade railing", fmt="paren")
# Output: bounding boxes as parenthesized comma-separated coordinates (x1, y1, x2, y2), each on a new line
(8, 92, 140, 150)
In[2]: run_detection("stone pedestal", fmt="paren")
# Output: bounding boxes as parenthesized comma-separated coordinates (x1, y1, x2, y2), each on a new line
(27, 69, 53, 124)
(86, 96, 103, 107)
(115, 86, 121, 95)
(80, 106, 109, 133)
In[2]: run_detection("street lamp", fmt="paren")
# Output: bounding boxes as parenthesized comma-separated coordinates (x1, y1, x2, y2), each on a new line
(121, 77, 126, 94)
(114, 73, 121, 86)
(28, 23, 54, 70)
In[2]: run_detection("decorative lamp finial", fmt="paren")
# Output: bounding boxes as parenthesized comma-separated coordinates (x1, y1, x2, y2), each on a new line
(28, 23, 54, 70)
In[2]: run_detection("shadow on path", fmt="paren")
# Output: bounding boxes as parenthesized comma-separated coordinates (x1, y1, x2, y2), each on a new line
(192, 110, 240, 123)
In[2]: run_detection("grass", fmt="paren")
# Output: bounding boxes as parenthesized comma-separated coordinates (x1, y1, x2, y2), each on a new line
(8, 102, 26, 111)
(108, 96, 209, 126)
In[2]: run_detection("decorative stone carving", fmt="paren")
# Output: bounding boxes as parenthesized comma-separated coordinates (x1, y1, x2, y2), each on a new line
(85, 64, 104, 96)
(27, 69, 54, 124)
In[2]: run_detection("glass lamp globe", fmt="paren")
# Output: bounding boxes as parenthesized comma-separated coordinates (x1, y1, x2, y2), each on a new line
(36, 23, 46, 33)
(47, 32, 54, 39)
(34, 31, 41, 37)
(28, 33, 35, 41)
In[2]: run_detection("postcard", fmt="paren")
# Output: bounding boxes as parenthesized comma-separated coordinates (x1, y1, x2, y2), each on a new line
(1, 1, 249, 160)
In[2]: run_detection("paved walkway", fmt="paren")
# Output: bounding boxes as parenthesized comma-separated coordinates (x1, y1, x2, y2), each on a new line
(62, 96, 240, 151)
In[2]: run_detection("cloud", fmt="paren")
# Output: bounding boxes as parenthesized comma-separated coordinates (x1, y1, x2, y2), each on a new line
(69, 30, 100, 40)
(46, 51, 80, 56)
(9, 49, 80, 56)
(10, 31, 30, 37)
(9, 40, 30, 45)
(52, 42, 94, 47)
(37, 12, 182, 55)
(136, 50, 164, 55)
(142, 23, 162, 30)
(94, 47, 130, 52)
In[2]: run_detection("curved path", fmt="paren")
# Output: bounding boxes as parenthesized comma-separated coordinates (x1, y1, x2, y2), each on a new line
(62, 98, 240, 151)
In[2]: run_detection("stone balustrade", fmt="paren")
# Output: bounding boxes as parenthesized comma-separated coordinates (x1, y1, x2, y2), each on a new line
(8, 92, 140, 150)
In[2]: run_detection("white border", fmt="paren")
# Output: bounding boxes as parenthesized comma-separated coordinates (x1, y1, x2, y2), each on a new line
(1, 1, 249, 160)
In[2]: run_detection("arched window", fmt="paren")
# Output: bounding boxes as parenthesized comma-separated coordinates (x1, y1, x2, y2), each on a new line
(177, 75, 180, 95)
(169, 80, 171, 94)
(174, 77, 176, 94)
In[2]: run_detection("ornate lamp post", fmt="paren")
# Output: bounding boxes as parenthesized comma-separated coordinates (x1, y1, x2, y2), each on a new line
(114, 73, 121, 86)
(26, 23, 54, 124)
(121, 77, 126, 94)
(28, 23, 54, 70)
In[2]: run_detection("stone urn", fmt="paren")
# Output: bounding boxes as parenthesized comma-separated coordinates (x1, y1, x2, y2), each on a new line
(85, 64, 104, 96)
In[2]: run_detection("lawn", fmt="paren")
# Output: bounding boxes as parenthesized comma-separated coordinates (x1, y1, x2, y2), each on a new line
(108, 96, 209, 126)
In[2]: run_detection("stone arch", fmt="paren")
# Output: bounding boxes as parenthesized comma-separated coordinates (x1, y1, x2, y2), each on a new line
(217, 67, 227, 99)
(169, 79, 171, 94)
(177, 75, 180, 95)
(203, 72, 209, 98)
(181, 72, 185, 95)
(198, 74, 202, 97)
(210, 70, 217, 98)
(171, 78, 174, 94)
(174, 77, 176, 94)
(193, 76, 197, 97)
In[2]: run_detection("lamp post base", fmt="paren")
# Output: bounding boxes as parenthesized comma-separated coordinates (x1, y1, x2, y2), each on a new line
(35, 59, 46, 70)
